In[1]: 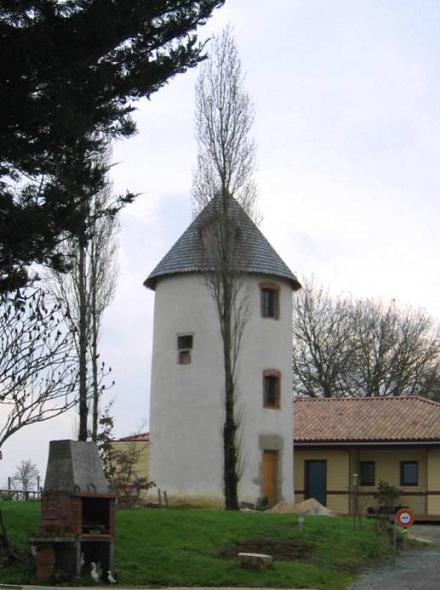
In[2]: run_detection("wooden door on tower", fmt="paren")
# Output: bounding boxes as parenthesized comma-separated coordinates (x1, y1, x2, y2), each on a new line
(262, 450, 279, 507)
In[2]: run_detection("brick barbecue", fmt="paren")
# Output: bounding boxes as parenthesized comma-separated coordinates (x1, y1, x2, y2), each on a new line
(31, 440, 116, 581)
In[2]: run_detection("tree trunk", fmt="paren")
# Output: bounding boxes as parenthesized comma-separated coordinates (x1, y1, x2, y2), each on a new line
(90, 247, 99, 442)
(91, 318, 99, 441)
(78, 241, 88, 441)
(221, 211, 239, 509)
(0, 505, 14, 561)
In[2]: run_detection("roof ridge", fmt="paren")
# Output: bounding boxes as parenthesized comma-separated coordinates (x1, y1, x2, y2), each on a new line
(293, 395, 438, 403)
(411, 395, 440, 407)
(117, 432, 149, 442)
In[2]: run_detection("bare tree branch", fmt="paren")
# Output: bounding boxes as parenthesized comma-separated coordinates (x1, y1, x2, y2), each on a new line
(0, 289, 78, 448)
(193, 25, 258, 218)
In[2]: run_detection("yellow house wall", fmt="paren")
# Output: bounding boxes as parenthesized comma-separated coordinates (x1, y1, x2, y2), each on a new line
(355, 448, 427, 515)
(294, 449, 350, 514)
(295, 447, 434, 516)
(109, 440, 150, 496)
(427, 449, 440, 515)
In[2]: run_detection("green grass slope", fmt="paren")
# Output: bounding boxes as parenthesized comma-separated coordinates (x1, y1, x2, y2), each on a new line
(0, 501, 391, 590)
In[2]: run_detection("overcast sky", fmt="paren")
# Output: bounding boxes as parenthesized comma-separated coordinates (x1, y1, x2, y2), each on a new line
(2, 0, 440, 485)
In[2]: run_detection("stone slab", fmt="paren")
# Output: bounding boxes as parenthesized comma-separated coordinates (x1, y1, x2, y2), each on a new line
(238, 552, 273, 569)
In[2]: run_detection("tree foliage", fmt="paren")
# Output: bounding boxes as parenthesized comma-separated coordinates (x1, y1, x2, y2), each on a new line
(293, 281, 440, 398)
(192, 27, 257, 509)
(0, 0, 224, 291)
(0, 289, 77, 447)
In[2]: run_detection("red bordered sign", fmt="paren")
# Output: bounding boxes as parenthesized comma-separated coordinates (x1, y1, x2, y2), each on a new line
(395, 508, 415, 528)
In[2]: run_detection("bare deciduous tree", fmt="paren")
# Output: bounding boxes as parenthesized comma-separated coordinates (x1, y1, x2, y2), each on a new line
(193, 25, 257, 216)
(12, 459, 39, 491)
(0, 289, 78, 448)
(350, 299, 440, 397)
(292, 280, 440, 398)
(47, 173, 118, 442)
(292, 281, 355, 397)
(192, 27, 257, 509)
(87, 186, 119, 440)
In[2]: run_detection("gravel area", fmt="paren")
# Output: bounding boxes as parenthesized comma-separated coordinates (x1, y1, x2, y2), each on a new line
(349, 548, 440, 589)
(349, 525, 440, 590)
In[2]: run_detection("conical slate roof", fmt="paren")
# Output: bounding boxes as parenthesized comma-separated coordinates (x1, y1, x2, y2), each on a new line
(144, 197, 301, 290)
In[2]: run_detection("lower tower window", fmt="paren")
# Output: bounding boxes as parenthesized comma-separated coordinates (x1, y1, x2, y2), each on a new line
(263, 370, 281, 408)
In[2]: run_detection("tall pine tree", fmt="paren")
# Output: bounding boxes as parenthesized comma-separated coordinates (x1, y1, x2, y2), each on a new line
(0, 0, 224, 292)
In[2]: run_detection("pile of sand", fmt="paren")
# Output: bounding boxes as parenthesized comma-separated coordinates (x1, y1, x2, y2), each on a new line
(269, 497, 335, 516)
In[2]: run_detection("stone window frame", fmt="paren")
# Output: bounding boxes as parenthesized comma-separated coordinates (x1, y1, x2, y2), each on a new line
(260, 281, 280, 319)
(263, 369, 281, 409)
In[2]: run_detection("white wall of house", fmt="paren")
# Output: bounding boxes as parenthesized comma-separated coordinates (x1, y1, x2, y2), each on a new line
(149, 272, 294, 505)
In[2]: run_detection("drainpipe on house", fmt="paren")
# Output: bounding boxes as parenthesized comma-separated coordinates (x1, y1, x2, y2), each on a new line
(352, 472, 360, 530)
(348, 450, 353, 515)
(425, 448, 429, 516)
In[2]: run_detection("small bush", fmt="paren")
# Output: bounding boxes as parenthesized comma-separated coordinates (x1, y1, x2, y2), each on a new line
(375, 480, 402, 514)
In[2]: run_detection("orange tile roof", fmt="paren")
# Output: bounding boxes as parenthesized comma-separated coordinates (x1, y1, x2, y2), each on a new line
(117, 432, 149, 442)
(294, 396, 440, 443)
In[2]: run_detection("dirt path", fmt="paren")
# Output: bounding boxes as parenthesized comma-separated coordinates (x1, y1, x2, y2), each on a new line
(349, 525, 440, 590)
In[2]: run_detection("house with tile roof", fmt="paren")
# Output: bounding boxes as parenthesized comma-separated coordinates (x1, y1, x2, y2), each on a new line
(144, 196, 301, 507)
(294, 396, 440, 517)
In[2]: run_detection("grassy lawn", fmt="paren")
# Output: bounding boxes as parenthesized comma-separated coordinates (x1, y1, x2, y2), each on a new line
(0, 501, 391, 589)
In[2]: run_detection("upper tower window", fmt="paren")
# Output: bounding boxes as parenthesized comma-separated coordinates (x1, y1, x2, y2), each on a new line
(260, 283, 280, 319)
(177, 334, 193, 365)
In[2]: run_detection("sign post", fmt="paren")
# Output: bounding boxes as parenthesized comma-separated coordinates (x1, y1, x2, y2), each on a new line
(394, 508, 415, 558)
(395, 508, 415, 529)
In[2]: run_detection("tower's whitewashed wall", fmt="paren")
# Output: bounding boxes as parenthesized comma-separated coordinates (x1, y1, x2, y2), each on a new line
(149, 274, 224, 503)
(236, 275, 294, 504)
(149, 272, 294, 505)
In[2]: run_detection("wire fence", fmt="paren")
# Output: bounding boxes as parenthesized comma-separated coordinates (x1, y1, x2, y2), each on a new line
(0, 489, 41, 501)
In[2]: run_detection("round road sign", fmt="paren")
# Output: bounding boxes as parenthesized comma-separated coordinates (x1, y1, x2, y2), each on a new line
(395, 508, 415, 528)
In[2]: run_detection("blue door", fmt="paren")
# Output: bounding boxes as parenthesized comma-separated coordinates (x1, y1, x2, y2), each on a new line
(305, 460, 327, 506)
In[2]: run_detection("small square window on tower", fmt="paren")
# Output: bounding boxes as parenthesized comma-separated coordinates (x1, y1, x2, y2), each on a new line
(263, 370, 281, 409)
(260, 283, 280, 319)
(177, 334, 193, 365)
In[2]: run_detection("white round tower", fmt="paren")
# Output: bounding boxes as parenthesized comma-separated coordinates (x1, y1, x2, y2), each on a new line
(145, 198, 301, 507)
